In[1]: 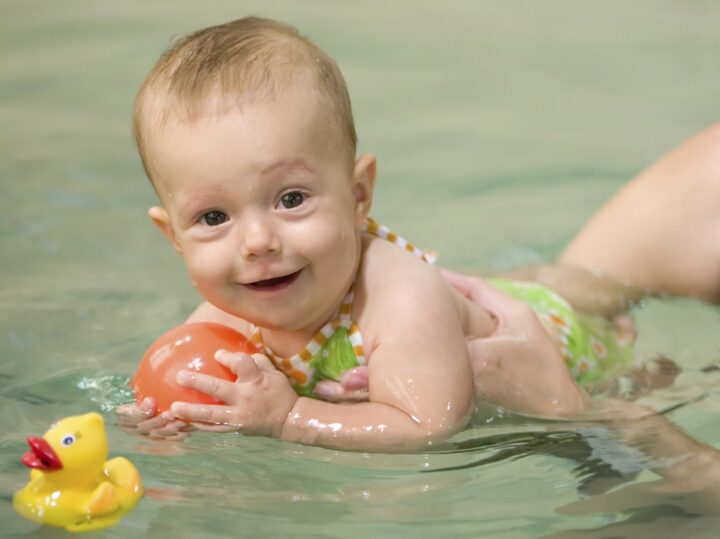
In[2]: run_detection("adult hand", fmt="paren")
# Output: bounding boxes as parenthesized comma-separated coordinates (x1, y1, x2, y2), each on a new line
(441, 268, 589, 416)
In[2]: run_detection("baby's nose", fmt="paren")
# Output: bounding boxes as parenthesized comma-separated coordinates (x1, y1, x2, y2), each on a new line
(238, 213, 280, 258)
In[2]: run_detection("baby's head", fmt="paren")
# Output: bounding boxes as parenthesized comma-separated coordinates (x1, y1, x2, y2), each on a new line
(134, 16, 357, 182)
(133, 17, 376, 330)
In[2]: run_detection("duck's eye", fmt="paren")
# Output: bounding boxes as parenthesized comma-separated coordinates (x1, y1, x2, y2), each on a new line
(200, 210, 228, 226)
(279, 191, 305, 209)
(61, 434, 76, 447)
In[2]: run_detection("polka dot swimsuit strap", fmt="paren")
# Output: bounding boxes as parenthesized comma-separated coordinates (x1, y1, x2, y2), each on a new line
(363, 217, 437, 265)
(249, 280, 366, 388)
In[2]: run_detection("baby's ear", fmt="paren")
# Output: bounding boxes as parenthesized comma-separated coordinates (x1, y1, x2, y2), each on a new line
(352, 153, 377, 224)
(148, 206, 182, 255)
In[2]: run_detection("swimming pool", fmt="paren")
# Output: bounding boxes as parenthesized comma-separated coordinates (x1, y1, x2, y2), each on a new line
(3, 1, 720, 537)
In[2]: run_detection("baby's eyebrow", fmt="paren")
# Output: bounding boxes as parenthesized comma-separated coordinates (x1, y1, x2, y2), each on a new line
(176, 195, 219, 217)
(261, 159, 315, 177)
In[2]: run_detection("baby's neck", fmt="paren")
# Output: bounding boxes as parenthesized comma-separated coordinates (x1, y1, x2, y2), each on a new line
(258, 327, 317, 358)
(255, 301, 345, 358)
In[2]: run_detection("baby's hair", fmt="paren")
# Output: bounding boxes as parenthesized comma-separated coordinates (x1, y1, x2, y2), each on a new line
(133, 16, 357, 183)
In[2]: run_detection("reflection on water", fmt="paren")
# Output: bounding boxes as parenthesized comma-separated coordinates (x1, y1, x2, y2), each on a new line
(3, 1, 720, 537)
(432, 428, 642, 491)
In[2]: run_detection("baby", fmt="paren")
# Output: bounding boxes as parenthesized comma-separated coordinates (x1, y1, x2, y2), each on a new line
(121, 16, 720, 451)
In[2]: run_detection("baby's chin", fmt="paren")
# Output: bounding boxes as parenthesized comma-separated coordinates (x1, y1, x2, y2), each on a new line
(212, 300, 300, 331)
(243, 302, 338, 334)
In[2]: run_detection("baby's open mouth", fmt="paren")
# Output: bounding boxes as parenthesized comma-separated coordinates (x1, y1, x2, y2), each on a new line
(246, 270, 302, 291)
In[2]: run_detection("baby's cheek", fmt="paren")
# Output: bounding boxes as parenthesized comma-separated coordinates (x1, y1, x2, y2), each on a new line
(326, 244, 360, 303)
(184, 247, 229, 291)
(312, 227, 357, 268)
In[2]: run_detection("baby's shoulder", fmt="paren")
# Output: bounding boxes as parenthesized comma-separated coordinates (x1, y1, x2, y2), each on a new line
(359, 236, 452, 312)
(356, 237, 467, 350)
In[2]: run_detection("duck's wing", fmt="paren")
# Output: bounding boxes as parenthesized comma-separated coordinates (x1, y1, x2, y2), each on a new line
(85, 481, 120, 517)
(104, 457, 143, 505)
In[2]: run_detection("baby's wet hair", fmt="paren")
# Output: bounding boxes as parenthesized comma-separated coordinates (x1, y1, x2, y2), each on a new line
(133, 16, 357, 184)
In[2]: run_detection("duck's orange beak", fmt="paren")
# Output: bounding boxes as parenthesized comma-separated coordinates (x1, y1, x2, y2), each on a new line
(22, 437, 62, 471)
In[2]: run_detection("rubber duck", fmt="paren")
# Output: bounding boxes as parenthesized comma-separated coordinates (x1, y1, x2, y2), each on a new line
(13, 412, 143, 532)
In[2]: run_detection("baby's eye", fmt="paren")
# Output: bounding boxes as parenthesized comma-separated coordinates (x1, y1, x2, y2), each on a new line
(278, 191, 305, 209)
(200, 210, 228, 226)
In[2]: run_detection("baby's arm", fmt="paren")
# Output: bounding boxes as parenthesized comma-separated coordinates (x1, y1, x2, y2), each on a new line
(171, 264, 475, 451)
(281, 274, 475, 450)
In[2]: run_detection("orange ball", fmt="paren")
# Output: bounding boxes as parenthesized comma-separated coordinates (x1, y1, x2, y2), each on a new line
(131, 322, 258, 413)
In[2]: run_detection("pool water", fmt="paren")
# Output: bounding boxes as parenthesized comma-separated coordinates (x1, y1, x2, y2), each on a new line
(2, 1, 720, 537)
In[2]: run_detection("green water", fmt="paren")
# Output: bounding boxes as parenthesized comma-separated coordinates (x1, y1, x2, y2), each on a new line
(2, 1, 720, 537)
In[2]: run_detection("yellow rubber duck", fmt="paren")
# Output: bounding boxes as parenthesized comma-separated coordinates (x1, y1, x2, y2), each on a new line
(13, 412, 143, 532)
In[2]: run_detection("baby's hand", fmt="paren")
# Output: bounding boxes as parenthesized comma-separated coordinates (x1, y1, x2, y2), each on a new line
(116, 397, 191, 440)
(170, 350, 298, 437)
(314, 367, 369, 402)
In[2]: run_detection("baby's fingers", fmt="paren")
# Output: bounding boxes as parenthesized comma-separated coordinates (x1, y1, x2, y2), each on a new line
(116, 406, 148, 428)
(135, 411, 177, 436)
(170, 402, 234, 426)
(193, 422, 237, 433)
(148, 419, 192, 441)
(315, 380, 369, 402)
(176, 370, 237, 403)
(117, 397, 158, 428)
(215, 350, 273, 379)
(314, 380, 344, 401)
(340, 366, 369, 390)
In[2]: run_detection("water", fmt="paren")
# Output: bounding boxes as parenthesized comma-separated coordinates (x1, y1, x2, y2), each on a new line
(2, 1, 720, 537)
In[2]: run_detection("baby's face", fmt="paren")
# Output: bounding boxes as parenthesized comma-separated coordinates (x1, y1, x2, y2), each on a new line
(146, 86, 373, 333)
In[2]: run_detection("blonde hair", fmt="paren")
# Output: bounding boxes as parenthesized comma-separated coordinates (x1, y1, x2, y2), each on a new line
(133, 17, 357, 181)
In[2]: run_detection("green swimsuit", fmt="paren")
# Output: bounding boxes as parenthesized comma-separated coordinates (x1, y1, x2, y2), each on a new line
(488, 278, 634, 385)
